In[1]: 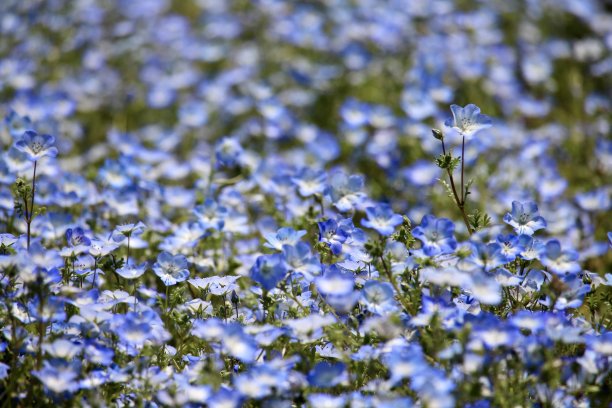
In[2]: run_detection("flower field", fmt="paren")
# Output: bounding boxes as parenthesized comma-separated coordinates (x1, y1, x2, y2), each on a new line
(0, 0, 611, 406)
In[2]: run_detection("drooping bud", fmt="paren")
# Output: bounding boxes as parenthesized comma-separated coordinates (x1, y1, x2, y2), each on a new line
(231, 289, 239, 306)
(432, 128, 444, 140)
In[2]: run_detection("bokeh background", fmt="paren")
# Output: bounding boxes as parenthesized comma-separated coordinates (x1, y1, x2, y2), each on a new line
(1, 0, 610, 271)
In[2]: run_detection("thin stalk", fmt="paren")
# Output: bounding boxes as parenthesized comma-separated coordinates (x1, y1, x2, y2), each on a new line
(441, 139, 472, 235)
(126, 235, 131, 262)
(26, 161, 37, 250)
(461, 135, 466, 204)
(91, 257, 98, 289)
(36, 287, 45, 370)
(378, 237, 412, 313)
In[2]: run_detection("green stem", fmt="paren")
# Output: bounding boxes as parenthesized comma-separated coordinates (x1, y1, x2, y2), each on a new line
(26, 161, 37, 250)
(440, 139, 472, 235)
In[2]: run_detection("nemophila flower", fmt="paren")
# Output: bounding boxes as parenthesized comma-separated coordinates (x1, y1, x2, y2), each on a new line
(193, 198, 227, 231)
(315, 265, 354, 297)
(43, 339, 83, 360)
(360, 280, 399, 315)
(361, 203, 403, 236)
(234, 364, 288, 398)
(14, 130, 58, 161)
(411, 296, 463, 329)
(340, 98, 370, 128)
(472, 325, 520, 349)
(308, 361, 348, 388)
(112, 221, 147, 242)
(191, 318, 226, 342)
(153, 251, 190, 286)
(494, 268, 523, 287)
(84, 343, 114, 366)
(250, 254, 287, 291)
(503, 201, 547, 235)
(222, 323, 258, 363)
(539, 240, 581, 275)
(318, 219, 349, 255)
(89, 237, 120, 257)
(412, 215, 457, 256)
(326, 171, 367, 212)
(32, 361, 80, 394)
(421, 266, 471, 288)
(0, 233, 17, 248)
(518, 235, 545, 261)
(383, 343, 427, 385)
(189, 275, 239, 296)
(63, 227, 91, 253)
(496, 234, 529, 263)
(544, 274, 590, 310)
(466, 242, 506, 272)
(308, 394, 348, 408)
(178, 99, 208, 127)
(215, 137, 243, 167)
(403, 160, 441, 187)
(575, 188, 610, 211)
(444, 104, 492, 138)
(587, 332, 612, 356)
(116, 262, 147, 280)
(291, 168, 326, 197)
(282, 242, 321, 281)
(207, 388, 243, 408)
(3, 109, 33, 139)
(0, 363, 8, 380)
(263, 227, 307, 251)
(466, 271, 502, 305)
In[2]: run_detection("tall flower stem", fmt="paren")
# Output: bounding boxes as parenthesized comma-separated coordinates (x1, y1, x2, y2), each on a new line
(440, 139, 472, 235)
(26, 161, 37, 250)
(461, 135, 466, 203)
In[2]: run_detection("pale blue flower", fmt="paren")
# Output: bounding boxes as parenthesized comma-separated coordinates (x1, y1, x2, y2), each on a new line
(444, 104, 492, 138)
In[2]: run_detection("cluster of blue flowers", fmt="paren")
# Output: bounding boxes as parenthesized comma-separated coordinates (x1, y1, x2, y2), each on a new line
(0, 0, 611, 406)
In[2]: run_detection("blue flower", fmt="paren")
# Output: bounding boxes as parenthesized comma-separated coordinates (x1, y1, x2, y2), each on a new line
(116, 262, 147, 280)
(496, 234, 530, 263)
(193, 199, 227, 231)
(412, 215, 457, 256)
(361, 203, 403, 236)
(542, 274, 590, 310)
(215, 137, 243, 167)
(444, 104, 492, 138)
(65, 227, 91, 247)
(575, 188, 610, 212)
(153, 251, 190, 286)
(307, 361, 348, 388)
(263, 227, 307, 251)
(112, 221, 147, 241)
(467, 242, 506, 272)
(315, 265, 359, 313)
(360, 280, 399, 315)
(315, 265, 355, 297)
(318, 219, 348, 255)
(0, 363, 8, 380)
(539, 240, 580, 275)
(222, 323, 258, 363)
(291, 168, 327, 197)
(503, 201, 547, 235)
(325, 171, 367, 212)
(283, 242, 321, 281)
(250, 254, 287, 291)
(14, 130, 58, 162)
(32, 361, 80, 394)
